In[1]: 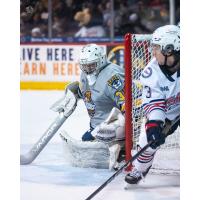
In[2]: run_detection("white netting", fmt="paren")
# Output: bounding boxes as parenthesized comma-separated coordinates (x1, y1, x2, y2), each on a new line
(130, 34, 180, 175)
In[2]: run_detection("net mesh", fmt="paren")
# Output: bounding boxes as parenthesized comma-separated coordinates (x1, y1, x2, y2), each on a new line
(130, 34, 180, 175)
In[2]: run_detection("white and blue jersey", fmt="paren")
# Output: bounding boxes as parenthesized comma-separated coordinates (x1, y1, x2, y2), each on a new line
(140, 58, 180, 122)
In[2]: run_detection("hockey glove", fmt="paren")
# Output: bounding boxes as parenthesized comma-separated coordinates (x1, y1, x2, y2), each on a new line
(145, 120, 165, 149)
(65, 81, 83, 99)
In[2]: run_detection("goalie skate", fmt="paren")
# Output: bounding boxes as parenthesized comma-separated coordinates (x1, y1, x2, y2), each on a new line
(60, 130, 110, 169)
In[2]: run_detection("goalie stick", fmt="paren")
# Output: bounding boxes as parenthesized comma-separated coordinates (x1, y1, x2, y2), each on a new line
(20, 90, 77, 165)
(84, 116, 180, 200)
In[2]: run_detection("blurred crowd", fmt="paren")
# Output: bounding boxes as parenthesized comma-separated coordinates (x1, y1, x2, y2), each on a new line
(20, 0, 180, 38)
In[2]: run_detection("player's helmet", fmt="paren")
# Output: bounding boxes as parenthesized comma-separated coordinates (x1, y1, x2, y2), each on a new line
(151, 25, 180, 55)
(79, 44, 107, 75)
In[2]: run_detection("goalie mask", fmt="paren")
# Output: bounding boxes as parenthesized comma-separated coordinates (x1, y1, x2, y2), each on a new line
(151, 25, 180, 69)
(79, 44, 107, 85)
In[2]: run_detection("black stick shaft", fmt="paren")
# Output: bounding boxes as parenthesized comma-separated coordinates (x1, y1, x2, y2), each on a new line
(85, 116, 179, 200)
(85, 141, 153, 200)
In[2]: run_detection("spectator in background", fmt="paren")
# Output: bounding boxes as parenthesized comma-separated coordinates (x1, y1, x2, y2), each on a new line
(99, 1, 113, 36)
(20, 0, 180, 38)
(74, 3, 106, 37)
(31, 27, 44, 37)
(136, 0, 169, 32)
(128, 12, 151, 34)
(114, 1, 151, 36)
(52, 15, 64, 37)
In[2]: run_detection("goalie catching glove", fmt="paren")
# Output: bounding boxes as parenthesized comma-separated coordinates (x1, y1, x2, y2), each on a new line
(92, 107, 125, 143)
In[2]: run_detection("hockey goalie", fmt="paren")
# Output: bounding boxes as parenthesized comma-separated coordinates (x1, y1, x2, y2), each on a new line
(58, 44, 126, 170)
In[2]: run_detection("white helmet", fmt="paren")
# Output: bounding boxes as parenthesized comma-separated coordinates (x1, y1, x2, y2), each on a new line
(151, 25, 180, 55)
(79, 44, 107, 75)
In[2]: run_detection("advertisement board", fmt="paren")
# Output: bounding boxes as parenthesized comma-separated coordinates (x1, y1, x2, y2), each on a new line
(20, 43, 124, 89)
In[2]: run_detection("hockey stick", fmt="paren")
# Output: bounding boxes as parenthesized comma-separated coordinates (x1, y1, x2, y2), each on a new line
(84, 116, 180, 200)
(20, 90, 77, 165)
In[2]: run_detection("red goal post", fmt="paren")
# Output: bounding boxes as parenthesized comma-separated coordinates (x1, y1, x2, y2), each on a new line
(124, 33, 152, 166)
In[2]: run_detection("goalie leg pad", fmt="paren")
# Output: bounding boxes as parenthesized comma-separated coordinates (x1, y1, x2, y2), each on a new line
(108, 143, 121, 171)
(60, 130, 110, 169)
(108, 140, 126, 171)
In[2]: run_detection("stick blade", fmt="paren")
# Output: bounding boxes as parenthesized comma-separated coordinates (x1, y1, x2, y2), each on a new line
(20, 154, 33, 165)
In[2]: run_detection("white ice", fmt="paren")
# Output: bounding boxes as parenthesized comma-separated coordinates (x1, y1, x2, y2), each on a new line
(20, 90, 180, 200)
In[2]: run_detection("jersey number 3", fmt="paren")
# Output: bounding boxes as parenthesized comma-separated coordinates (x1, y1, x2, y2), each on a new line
(144, 86, 151, 98)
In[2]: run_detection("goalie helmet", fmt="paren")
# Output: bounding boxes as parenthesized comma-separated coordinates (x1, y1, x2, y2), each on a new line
(151, 25, 180, 55)
(79, 44, 107, 75)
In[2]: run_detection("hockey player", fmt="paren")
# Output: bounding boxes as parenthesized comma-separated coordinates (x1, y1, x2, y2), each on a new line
(67, 43, 125, 170)
(125, 25, 180, 184)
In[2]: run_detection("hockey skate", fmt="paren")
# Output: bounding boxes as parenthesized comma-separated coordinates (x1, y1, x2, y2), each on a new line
(125, 166, 151, 185)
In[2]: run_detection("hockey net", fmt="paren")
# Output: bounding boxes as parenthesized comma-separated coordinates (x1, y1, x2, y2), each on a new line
(124, 33, 180, 175)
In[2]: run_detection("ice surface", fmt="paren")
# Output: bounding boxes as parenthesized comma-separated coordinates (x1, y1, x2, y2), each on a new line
(20, 90, 180, 200)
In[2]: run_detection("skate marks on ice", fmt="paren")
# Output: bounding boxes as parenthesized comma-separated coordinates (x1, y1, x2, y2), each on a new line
(124, 174, 180, 189)
(20, 142, 179, 200)
(20, 91, 180, 200)
(21, 143, 179, 200)
(123, 174, 180, 200)
(82, 174, 180, 200)
(20, 143, 112, 186)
